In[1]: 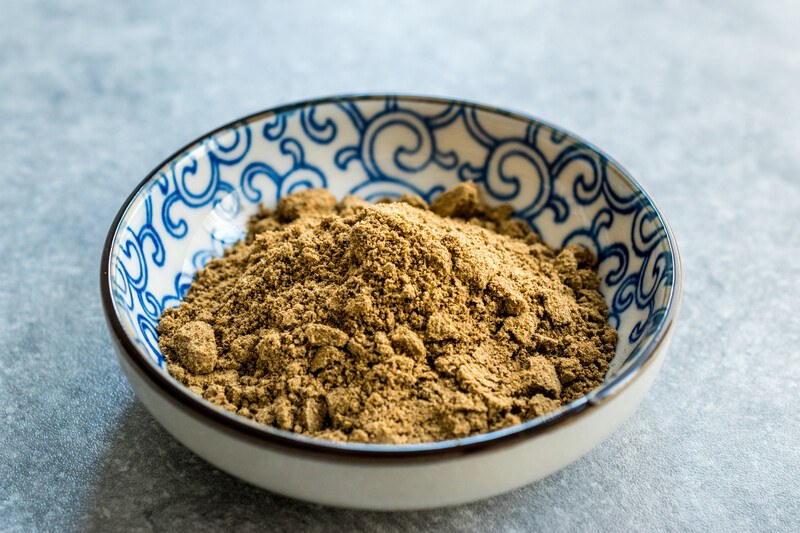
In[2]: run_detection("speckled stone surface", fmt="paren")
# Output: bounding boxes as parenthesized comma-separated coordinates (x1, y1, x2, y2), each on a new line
(1, 1, 798, 531)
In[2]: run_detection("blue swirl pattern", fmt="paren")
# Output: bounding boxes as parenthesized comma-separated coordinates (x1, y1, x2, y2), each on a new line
(109, 96, 674, 373)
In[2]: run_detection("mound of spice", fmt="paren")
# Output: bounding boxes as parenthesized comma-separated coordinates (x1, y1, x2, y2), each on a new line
(158, 182, 617, 444)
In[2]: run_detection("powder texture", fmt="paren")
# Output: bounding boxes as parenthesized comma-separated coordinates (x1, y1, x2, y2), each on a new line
(158, 183, 617, 444)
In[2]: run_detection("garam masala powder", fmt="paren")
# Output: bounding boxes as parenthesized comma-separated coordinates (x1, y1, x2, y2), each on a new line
(157, 182, 617, 444)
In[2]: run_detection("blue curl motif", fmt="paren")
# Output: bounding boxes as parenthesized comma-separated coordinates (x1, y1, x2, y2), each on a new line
(241, 138, 326, 202)
(458, 110, 566, 221)
(300, 106, 337, 144)
(161, 124, 251, 239)
(332, 101, 459, 198)
(110, 96, 675, 369)
(113, 196, 173, 364)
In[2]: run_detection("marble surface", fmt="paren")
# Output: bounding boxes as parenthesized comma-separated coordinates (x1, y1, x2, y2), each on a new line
(1, 1, 798, 531)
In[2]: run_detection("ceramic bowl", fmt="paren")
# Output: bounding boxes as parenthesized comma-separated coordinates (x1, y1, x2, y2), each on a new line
(101, 94, 681, 510)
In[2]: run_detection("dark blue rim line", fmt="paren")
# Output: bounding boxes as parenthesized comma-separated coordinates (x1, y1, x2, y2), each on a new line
(100, 93, 682, 461)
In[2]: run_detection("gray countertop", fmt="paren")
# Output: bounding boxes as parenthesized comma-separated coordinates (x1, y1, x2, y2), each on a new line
(1, 1, 798, 531)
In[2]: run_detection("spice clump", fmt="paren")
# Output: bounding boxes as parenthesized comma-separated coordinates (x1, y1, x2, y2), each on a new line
(158, 183, 617, 444)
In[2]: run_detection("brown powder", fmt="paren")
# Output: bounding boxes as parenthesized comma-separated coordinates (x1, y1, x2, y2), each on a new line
(157, 182, 617, 444)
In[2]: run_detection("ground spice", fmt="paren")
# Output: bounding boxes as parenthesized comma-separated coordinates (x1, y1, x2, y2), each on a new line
(157, 182, 617, 444)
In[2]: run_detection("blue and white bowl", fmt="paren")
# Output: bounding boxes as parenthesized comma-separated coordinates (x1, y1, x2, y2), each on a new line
(101, 94, 681, 509)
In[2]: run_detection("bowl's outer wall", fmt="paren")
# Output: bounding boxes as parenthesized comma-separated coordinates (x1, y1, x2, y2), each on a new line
(112, 327, 671, 509)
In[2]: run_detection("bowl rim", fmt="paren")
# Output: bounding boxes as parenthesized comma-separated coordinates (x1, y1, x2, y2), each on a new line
(100, 93, 682, 460)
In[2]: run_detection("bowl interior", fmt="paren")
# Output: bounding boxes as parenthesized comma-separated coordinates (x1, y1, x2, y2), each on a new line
(108, 95, 675, 403)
